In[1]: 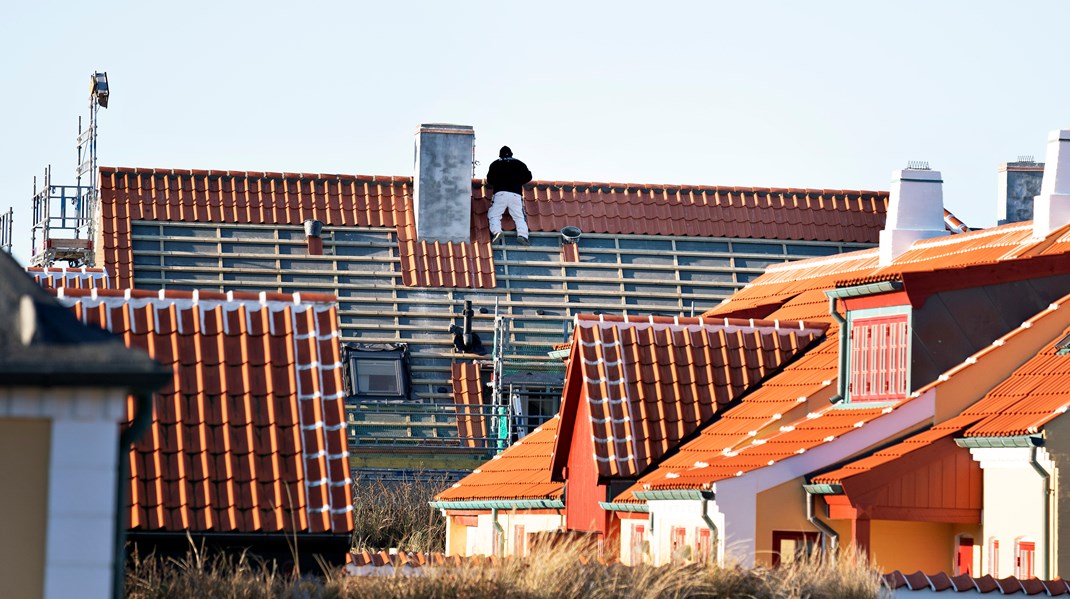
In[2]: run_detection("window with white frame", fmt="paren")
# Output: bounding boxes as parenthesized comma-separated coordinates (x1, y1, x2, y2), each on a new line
(695, 527, 712, 563)
(988, 538, 1000, 578)
(630, 524, 647, 565)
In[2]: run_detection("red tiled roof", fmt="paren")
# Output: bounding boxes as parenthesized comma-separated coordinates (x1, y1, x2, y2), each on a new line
(883, 570, 1069, 595)
(54, 287, 354, 534)
(961, 322, 1070, 438)
(98, 166, 887, 289)
(710, 221, 1070, 321)
(555, 314, 829, 480)
(435, 415, 562, 502)
(644, 291, 1070, 492)
(27, 265, 112, 289)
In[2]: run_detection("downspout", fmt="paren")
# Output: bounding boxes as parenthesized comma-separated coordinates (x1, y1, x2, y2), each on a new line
(1029, 447, 1052, 579)
(806, 490, 839, 555)
(700, 498, 719, 564)
(491, 508, 505, 557)
(828, 297, 847, 403)
(113, 391, 155, 599)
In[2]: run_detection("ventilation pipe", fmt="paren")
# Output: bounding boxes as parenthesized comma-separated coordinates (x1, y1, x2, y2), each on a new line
(304, 219, 324, 256)
(1032, 129, 1070, 239)
(879, 163, 948, 266)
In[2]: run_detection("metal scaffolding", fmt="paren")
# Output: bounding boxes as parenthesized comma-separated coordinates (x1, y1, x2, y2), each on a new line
(29, 72, 108, 267)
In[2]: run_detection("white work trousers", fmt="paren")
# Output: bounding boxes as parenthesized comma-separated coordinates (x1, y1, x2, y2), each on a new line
(488, 191, 529, 238)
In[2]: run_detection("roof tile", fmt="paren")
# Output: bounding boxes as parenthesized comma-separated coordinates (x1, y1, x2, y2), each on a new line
(54, 288, 353, 534)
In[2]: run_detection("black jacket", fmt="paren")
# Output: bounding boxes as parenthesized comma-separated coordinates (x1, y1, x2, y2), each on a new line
(486, 157, 532, 195)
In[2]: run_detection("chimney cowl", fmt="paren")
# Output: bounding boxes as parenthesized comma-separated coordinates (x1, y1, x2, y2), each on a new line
(878, 166, 948, 266)
(1032, 129, 1070, 239)
(304, 219, 324, 237)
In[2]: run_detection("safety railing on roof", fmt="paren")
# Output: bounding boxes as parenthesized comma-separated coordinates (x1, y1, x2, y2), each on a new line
(346, 401, 508, 451)
(30, 166, 97, 266)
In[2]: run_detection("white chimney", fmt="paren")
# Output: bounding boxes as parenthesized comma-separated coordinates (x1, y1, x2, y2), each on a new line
(413, 124, 475, 243)
(879, 165, 949, 266)
(1031, 129, 1070, 239)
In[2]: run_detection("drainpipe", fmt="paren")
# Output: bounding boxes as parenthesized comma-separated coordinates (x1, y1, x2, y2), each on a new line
(1029, 447, 1052, 579)
(806, 490, 839, 555)
(491, 508, 505, 557)
(113, 391, 155, 599)
(700, 498, 719, 564)
(828, 297, 847, 403)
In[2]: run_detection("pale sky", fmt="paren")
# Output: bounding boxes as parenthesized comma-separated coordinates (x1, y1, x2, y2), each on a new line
(3, 1, 1068, 264)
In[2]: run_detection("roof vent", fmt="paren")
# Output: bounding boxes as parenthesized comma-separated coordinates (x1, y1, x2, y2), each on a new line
(1032, 129, 1070, 239)
(878, 164, 948, 266)
(560, 226, 582, 244)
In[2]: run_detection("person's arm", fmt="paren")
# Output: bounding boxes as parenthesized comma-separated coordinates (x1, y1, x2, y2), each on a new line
(520, 161, 532, 185)
(486, 161, 500, 190)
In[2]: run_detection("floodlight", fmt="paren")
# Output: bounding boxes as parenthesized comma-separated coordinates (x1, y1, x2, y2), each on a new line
(91, 72, 109, 108)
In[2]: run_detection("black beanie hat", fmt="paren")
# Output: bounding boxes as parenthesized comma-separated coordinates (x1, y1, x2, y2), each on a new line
(499, 146, 513, 158)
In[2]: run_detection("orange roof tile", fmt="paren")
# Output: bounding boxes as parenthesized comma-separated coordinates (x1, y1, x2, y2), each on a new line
(99, 166, 887, 289)
(53, 287, 354, 534)
(645, 291, 1070, 492)
(435, 415, 562, 502)
(556, 314, 829, 480)
(961, 322, 1070, 438)
(27, 265, 112, 289)
(709, 221, 1070, 321)
(452, 363, 490, 449)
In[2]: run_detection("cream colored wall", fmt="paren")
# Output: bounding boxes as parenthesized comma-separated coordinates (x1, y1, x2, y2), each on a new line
(446, 517, 468, 556)
(869, 520, 978, 574)
(648, 500, 723, 566)
(755, 479, 816, 567)
(973, 447, 1048, 578)
(462, 511, 564, 556)
(0, 418, 51, 599)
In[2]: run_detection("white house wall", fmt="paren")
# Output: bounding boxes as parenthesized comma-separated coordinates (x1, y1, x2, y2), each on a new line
(646, 500, 723, 566)
(465, 512, 564, 557)
(970, 446, 1052, 578)
(652, 390, 936, 568)
(0, 386, 129, 599)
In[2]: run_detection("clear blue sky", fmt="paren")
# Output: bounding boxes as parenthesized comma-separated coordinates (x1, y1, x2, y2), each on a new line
(3, 1, 1068, 264)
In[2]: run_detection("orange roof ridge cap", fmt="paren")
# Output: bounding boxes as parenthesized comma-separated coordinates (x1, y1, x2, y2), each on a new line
(762, 248, 878, 274)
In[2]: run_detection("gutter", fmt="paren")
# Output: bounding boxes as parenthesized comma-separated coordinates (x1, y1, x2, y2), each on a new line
(954, 434, 1043, 449)
(827, 296, 848, 404)
(599, 501, 649, 513)
(634, 489, 714, 501)
(804, 485, 840, 554)
(429, 498, 565, 511)
(1029, 447, 1052, 580)
(113, 392, 155, 599)
(700, 498, 719, 564)
(491, 508, 505, 557)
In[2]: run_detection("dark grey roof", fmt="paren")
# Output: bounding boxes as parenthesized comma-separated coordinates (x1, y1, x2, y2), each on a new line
(0, 252, 171, 391)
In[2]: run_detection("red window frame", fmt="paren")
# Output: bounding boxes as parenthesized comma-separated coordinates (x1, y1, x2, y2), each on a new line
(849, 314, 909, 401)
(1016, 540, 1035, 579)
(772, 531, 820, 567)
(695, 527, 712, 563)
(670, 526, 689, 563)
(513, 524, 526, 557)
(630, 524, 647, 565)
(989, 539, 1000, 578)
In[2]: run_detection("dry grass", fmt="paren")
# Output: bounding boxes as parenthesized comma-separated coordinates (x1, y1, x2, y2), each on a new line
(349, 473, 451, 553)
(126, 540, 888, 599)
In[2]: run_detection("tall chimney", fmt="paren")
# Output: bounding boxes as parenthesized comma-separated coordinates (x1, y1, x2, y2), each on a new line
(1032, 129, 1070, 239)
(997, 158, 1044, 225)
(879, 164, 948, 266)
(304, 219, 324, 256)
(413, 124, 475, 243)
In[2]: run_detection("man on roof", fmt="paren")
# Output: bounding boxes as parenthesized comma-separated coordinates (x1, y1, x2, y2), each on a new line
(486, 145, 533, 246)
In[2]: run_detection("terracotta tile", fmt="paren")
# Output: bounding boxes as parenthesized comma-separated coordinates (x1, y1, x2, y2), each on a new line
(53, 288, 352, 535)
